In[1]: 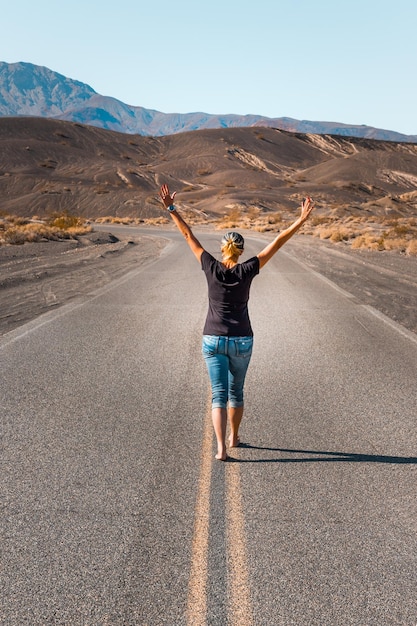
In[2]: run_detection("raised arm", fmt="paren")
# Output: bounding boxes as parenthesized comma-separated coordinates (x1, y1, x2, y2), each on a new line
(257, 197, 314, 269)
(159, 184, 205, 262)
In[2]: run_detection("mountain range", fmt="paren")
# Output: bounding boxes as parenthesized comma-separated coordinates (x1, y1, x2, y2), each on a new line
(1, 62, 416, 142)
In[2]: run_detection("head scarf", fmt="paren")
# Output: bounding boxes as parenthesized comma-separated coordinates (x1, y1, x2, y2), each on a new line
(221, 231, 244, 250)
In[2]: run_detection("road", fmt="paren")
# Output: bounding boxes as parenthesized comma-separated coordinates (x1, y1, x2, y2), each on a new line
(1, 228, 416, 625)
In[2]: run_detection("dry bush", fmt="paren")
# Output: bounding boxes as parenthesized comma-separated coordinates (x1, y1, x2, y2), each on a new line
(0, 212, 91, 245)
(144, 216, 170, 225)
(266, 212, 282, 225)
(247, 206, 261, 220)
(48, 212, 85, 230)
(217, 207, 243, 229)
(381, 237, 409, 252)
(95, 216, 113, 223)
(107, 217, 134, 225)
(392, 224, 410, 236)
(329, 228, 351, 243)
(350, 234, 382, 251)
(318, 228, 334, 240)
(406, 240, 417, 256)
(311, 215, 334, 227)
(2, 223, 61, 245)
(2, 227, 28, 245)
(3, 215, 29, 226)
(66, 226, 92, 236)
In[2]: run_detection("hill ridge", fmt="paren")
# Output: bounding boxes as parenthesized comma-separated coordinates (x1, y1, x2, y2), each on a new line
(1, 62, 416, 142)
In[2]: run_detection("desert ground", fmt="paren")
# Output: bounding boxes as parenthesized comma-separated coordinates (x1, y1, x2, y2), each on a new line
(1, 117, 417, 223)
(1, 117, 416, 337)
(1, 226, 416, 338)
(0, 229, 165, 336)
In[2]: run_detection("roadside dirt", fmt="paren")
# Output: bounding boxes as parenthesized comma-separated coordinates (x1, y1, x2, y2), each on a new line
(0, 231, 166, 336)
(287, 236, 417, 335)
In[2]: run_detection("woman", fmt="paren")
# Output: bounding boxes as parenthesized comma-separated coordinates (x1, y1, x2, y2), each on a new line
(159, 184, 314, 460)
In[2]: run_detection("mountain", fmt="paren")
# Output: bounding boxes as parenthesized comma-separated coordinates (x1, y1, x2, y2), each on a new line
(1, 116, 417, 221)
(1, 62, 416, 142)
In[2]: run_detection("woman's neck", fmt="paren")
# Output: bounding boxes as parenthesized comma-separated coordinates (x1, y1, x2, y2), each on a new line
(222, 258, 238, 269)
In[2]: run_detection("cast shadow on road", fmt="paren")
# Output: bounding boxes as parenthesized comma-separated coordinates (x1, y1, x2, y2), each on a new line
(228, 444, 417, 464)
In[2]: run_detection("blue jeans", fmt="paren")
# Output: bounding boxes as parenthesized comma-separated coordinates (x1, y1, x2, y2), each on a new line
(202, 335, 254, 409)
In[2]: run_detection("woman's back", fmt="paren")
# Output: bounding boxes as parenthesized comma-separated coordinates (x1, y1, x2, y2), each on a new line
(201, 251, 259, 336)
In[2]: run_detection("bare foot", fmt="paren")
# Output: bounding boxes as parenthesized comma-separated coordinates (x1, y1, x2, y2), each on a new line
(215, 451, 228, 461)
(228, 436, 240, 448)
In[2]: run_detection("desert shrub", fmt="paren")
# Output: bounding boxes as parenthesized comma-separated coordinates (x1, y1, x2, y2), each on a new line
(247, 206, 261, 220)
(392, 224, 410, 236)
(3, 227, 28, 245)
(253, 224, 276, 233)
(95, 216, 113, 223)
(19, 223, 54, 242)
(217, 207, 243, 229)
(311, 216, 333, 226)
(47, 211, 84, 230)
(267, 212, 283, 225)
(0, 219, 92, 245)
(144, 216, 170, 225)
(406, 239, 417, 256)
(351, 234, 382, 251)
(65, 226, 92, 237)
(109, 217, 134, 225)
(382, 237, 409, 252)
(318, 228, 333, 240)
(329, 228, 351, 243)
(4, 215, 29, 226)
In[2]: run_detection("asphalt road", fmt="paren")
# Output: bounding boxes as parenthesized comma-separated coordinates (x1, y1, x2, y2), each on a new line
(1, 228, 416, 625)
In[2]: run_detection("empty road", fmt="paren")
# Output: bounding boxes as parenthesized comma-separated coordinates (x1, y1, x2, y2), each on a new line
(1, 228, 416, 625)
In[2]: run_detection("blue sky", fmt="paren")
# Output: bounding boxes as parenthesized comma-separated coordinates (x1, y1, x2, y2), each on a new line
(3, 0, 416, 135)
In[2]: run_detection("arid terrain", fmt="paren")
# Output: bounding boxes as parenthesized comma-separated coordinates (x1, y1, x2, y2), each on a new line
(1, 224, 417, 339)
(0, 230, 166, 336)
(1, 117, 417, 221)
(1, 117, 416, 337)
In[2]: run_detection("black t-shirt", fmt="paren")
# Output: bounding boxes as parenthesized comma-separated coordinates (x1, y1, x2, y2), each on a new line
(201, 250, 260, 336)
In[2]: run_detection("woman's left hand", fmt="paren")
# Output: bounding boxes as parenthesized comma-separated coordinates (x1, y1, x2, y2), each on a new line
(159, 184, 176, 209)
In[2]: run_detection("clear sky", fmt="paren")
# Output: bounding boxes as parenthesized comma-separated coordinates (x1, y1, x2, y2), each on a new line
(2, 0, 416, 135)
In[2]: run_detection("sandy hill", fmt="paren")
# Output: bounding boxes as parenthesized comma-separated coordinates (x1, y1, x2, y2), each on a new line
(1, 117, 417, 222)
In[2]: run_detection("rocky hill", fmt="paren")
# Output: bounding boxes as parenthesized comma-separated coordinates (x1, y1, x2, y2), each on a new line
(1, 117, 417, 223)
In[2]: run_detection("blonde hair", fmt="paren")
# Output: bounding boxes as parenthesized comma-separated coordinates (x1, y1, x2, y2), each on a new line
(221, 231, 244, 262)
(221, 240, 243, 262)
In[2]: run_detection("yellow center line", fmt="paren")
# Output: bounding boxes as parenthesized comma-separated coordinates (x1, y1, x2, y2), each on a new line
(226, 457, 254, 626)
(187, 397, 253, 625)
(186, 398, 213, 626)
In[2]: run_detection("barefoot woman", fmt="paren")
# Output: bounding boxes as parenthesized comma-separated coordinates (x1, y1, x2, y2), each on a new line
(159, 184, 314, 460)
